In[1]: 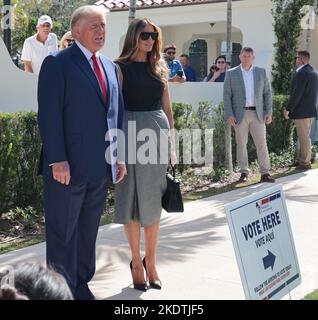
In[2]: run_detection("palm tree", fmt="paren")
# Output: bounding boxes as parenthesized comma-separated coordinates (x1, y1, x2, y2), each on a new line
(225, 0, 233, 172)
(128, 0, 137, 23)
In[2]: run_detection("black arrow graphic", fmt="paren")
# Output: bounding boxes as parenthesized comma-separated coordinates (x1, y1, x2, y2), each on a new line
(263, 250, 276, 270)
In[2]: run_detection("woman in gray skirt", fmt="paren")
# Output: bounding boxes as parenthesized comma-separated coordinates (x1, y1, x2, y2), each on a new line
(114, 18, 176, 291)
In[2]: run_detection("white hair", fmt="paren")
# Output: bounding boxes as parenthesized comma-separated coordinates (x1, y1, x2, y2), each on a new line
(71, 5, 109, 31)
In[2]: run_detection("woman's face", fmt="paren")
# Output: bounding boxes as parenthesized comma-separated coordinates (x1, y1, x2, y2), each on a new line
(63, 38, 74, 48)
(216, 58, 226, 71)
(137, 23, 157, 54)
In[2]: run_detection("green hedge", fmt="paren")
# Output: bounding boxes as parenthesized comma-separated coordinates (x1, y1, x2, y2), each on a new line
(173, 95, 296, 168)
(0, 97, 295, 215)
(267, 95, 295, 154)
(0, 112, 43, 216)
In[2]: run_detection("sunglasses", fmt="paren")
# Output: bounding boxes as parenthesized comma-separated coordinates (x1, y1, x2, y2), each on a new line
(66, 39, 74, 44)
(217, 61, 225, 64)
(166, 51, 176, 55)
(140, 32, 158, 41)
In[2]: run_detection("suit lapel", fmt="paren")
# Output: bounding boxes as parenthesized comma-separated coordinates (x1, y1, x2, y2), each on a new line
(99, 56, 111, 108)
(253, 67, 259, 96)
(236, 67, 246, 99)
(71, 44, 106, 107)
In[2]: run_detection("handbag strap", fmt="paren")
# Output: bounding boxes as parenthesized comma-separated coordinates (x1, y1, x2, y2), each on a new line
(168, 164, 176, 178)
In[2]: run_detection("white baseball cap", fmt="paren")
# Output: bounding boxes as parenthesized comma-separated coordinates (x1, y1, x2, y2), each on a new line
(37, 15, 53, 27)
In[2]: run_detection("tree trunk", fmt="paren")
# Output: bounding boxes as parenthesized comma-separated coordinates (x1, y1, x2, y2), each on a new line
(306, 6, 315, 51)
(225, 0, 233, 172)
(128, 0, 137, 24)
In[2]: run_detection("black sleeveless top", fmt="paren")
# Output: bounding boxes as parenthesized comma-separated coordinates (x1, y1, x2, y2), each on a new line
(116, 61, 164, 111)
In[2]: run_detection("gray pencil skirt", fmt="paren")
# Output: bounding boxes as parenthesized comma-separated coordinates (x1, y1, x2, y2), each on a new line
(114, 109, 171, 227)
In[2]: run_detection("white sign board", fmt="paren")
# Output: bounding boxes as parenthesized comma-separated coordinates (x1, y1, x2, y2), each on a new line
(225, 185, 301, 300)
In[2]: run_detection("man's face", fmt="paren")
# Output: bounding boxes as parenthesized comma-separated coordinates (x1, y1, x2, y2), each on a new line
(239, 51, 254, 66)
(37, 23, 51, 38)
(180, 56, 188, 68)
(295, 55, 304, 67)
(75, 13, 106, 53)
(165, 49, 176, 62)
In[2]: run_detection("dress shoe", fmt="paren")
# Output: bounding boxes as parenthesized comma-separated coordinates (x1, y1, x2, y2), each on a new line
(238, 173, 248, 183)
(260, 173, 275, 183)
(74, 283, 95, 300)
(130, 261, 147, 292)
(296, 163, 312, 170)
(142, 257, 162, 290)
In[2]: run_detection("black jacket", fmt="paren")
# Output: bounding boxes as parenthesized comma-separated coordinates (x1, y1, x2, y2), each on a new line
(287, 64, 318, 119)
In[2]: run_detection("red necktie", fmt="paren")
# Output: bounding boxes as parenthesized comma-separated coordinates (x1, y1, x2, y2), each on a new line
(92, 53, 107, 103)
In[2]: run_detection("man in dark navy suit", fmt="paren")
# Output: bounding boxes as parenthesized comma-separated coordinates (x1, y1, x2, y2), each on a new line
(37, 5, 126, 300)
(284, 50, 318, 170)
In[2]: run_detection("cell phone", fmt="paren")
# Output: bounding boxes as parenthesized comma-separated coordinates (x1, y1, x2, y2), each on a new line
(177, 70, 183, 77)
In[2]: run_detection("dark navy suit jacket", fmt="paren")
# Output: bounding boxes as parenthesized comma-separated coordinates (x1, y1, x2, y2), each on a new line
(287, 64, 318, 119)
(37, 43, 123, 185)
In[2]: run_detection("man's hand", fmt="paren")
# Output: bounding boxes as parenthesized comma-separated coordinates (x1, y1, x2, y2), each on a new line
(52, 161, 71, 185)
(115, 162, 127, 184)
(227, 116, 237, 127)
(170, 75, 185, 83)
(264, 115, 272, 125)
(284, 110, 289, 120)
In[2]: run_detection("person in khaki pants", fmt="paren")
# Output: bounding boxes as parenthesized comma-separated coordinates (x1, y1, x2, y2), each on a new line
(223, 47, 275, 183)
(284, 50, 318, 170)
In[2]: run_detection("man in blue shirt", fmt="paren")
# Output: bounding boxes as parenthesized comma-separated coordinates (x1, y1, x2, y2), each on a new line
(163, 44, 186, 83)
(180, 54, 197, 82)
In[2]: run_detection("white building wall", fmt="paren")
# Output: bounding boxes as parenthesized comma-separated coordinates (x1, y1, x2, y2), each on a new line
(0, 38, 38, 113)
(102, 0, 274, 75)
(0, 0, 274, 113)
(0, 37, 223, 113)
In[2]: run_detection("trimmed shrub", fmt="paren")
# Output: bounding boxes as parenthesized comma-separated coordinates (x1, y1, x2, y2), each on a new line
(0, 98, 297, 217)
(0, 112, 43, 216)
(211, 95, 296, 167)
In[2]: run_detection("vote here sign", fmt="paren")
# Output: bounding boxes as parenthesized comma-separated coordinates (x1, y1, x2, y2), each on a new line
(225, 184, 301, 300)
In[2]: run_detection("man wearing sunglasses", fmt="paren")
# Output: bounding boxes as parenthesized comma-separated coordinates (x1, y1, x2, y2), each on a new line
(163, 44, 186, 83)
(284, 50, 318, 170)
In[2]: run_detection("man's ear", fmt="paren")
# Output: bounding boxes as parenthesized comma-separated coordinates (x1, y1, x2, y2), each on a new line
(72, 25, 80, 39)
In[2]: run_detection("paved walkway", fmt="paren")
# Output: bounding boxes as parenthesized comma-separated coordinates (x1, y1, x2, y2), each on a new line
(1, 169, 318, 300)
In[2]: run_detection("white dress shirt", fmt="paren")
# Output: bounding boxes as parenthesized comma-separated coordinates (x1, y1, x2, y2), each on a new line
(241, 64, 255, 107)
(296, 64, 307, 73)
(75, 40, 107, 91)
(21, 33, 58, 75)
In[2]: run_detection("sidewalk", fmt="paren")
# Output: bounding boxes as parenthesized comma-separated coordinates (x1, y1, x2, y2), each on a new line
(1, 169, 318, 300)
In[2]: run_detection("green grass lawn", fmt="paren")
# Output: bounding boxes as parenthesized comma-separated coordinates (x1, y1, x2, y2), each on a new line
(0, 235, 45, 255)
(1, 163, 318, 256)
(183, 162, 318, 202)
(303, 289, 318, 300)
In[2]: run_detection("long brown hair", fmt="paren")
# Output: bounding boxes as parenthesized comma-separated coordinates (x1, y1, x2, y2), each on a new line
(115, 18, 168, 85)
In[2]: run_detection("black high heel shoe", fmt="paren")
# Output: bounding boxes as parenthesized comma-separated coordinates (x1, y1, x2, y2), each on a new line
(142, 257, 162, 290)
(130, 261, 147, 292)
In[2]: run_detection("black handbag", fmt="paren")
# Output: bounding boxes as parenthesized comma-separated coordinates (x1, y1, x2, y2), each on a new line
(162, 166, 184, 213)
